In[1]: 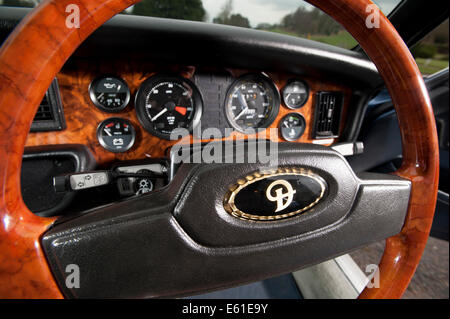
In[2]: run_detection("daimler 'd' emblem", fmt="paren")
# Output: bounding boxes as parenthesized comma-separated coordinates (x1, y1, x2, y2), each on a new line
(266, 180, 296, 212)
(223, 167, 327, 221)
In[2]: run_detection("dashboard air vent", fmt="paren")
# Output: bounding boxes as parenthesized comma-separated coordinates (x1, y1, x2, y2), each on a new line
(31, 78, 66, 132)
(34, 94, 54, 121)
(312, 92, 343, 139)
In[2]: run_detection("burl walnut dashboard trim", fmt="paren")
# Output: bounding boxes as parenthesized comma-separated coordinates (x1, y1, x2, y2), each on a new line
(25, 61, 351, 166)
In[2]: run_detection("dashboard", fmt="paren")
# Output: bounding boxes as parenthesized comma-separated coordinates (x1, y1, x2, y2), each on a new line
(0, 7, 380, 216)
(25, 59, 351, 166)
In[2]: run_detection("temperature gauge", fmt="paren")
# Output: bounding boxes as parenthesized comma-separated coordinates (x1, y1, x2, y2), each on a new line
(97, 118, 136, 153)
(282, 80, 309, 109)
(89, 76, 131, 112)
(280, 113, 306, 141)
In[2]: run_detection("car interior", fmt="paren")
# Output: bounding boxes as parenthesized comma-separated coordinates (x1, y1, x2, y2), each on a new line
(0, 0, 448, 299)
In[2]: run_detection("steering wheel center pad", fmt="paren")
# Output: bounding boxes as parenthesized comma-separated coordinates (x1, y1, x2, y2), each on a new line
(42, 143, 410, 298)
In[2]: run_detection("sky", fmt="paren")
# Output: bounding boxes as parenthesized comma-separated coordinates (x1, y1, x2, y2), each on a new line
(202, 0, 401, 27)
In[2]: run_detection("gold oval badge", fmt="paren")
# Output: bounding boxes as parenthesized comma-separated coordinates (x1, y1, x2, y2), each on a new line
(223, 167, 327, 221)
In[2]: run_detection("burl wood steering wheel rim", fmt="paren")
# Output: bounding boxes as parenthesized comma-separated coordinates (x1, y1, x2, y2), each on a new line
(0, 0, 439, 298)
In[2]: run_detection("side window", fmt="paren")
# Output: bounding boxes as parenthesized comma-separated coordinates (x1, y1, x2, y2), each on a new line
(411, 19, 449, 75)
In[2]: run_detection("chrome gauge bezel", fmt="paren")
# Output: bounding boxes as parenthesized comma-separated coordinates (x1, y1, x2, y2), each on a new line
(279, 112, 306, 142)
(97, 117, 136, 153)
(134, 74, 203, 140)
(89, 76, 131, 113)
(224, 73, 280, 134)
(282, 79, 310, 109)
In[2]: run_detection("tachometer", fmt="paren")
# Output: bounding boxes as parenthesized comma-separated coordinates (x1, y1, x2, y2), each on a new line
(224, 74, 280, 133)
(135, 75, 202, 140)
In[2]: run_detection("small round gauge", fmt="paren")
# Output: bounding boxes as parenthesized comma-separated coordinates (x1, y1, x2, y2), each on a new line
(282, 80, 309, 109)
(97, 118, 135, 153)
(89, 76, 131, 112)
(225, 74, 280, 133)
(280, 113, 306, 141)
(135, 75, 202, 140)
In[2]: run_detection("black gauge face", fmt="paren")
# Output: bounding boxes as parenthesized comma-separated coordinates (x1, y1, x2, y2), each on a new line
(89, 76, 130, 112)
(97, 118, 135, 153)
(282, 80, 309, 109)
(280, 113, 306, 141)
(225, 74, 280, 133)
(135, 75, 202, 140)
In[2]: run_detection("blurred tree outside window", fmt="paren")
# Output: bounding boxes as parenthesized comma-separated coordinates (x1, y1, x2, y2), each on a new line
(132, 0, 206, 22)
(258, 3, 358, 49)
(411, 19, 449, 75)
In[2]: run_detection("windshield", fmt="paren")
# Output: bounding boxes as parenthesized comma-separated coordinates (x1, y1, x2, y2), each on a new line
(1, 0, 402, 50)
(411, 19, 449, 75)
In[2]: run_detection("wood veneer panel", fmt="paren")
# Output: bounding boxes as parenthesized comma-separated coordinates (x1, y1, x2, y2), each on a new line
(25, 60, 351, 165)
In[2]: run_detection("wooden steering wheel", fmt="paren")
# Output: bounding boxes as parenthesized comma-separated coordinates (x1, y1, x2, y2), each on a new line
(0, 0, 439, 298)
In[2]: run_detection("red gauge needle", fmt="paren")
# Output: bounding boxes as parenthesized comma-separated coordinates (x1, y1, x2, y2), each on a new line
(175, 106, 187, 116)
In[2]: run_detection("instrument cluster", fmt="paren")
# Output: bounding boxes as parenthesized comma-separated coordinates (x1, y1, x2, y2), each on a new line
(89, 73, 310, 152)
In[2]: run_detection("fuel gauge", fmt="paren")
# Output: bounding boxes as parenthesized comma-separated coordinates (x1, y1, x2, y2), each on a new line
(280, 113, 306, 141)
(97, 118, 136, 153)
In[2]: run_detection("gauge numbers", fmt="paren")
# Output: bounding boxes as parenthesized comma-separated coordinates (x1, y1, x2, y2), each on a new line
(135, 75, 202, 140)
(145, 82, 194, 134)
(225, 74, 280, 133)
(89, 76, 130, 112)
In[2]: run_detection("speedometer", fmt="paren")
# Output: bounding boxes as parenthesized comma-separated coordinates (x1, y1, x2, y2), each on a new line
(225, 74, 280, 133)
(135, 75, 203, 140)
